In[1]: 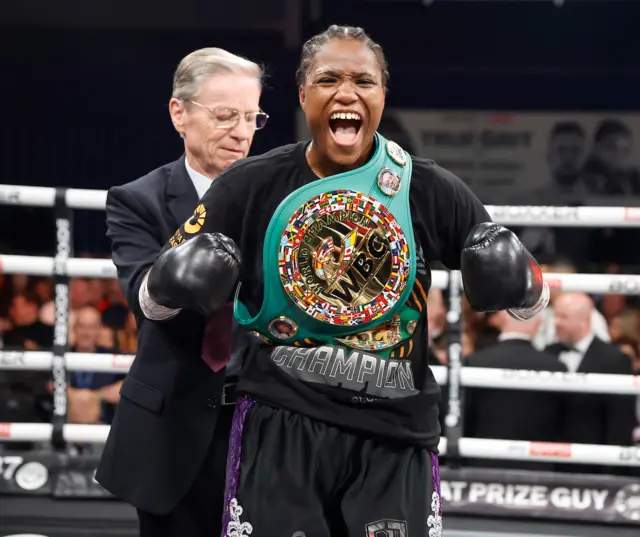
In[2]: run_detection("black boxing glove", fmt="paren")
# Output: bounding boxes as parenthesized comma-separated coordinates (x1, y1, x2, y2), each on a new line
(144, 233, 241, 318)
(461, 222, 549, 320)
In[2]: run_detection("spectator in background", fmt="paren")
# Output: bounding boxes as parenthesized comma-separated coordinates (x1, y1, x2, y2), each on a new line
(31, 277, 53, 304)
(546, 292, 637, 474)
(100, 279, 130, 334)
(3, 291, 53, 349)
(0, 289, 53, 428)
(614, 336, 640, 374)
(0, 275, 11, 321)
(464, 306, 500, 352)
(598, 263, 630, 324)
(9, 274, 30, 294)
(67, 305, 124, 426)
(85, 278, 105, 308)
(97, 324, 118, 350)
(427, 288, 445, 343)
(427, 288, 446, 364)
(38, 277, 95, 342)
(116, 311, 138, 354)
(609, 307, 640, 341)
(614, 336, 640, 447)
(533, 260, 610, 350)
(464, 311, 567, 471)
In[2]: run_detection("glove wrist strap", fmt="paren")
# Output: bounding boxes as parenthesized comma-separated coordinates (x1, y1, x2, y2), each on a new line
(507, 281, 550, 321)
(139, 271, 182, 321)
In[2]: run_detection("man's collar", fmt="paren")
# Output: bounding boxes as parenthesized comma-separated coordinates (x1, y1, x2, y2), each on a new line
(498, 332, 532, 342)
(184, 156, 214, 199)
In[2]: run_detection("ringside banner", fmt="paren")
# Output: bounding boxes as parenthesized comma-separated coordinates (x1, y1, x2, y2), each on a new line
(440, 467, 640, 524)
(0, 452, 111, 499)
(1, 453, 639, 525)
(295, 109, 640, 205)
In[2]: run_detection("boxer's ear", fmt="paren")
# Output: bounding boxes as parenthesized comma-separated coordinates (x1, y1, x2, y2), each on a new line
(298, 86, 306, 109)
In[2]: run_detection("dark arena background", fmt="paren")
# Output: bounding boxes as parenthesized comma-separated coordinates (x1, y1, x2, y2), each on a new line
(1, 1, 640, 536)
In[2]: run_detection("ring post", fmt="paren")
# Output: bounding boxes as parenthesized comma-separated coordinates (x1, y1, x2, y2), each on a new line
(444, 270, 464, 467)
(51, 188, 72, 450)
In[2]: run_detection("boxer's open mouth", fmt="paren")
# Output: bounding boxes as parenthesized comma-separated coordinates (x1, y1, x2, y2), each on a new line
(329, 111, 362, 147)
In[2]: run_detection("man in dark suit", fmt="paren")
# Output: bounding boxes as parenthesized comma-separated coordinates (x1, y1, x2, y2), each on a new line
(464, 311, 567, 471)
(545, 292, 637, 475)
(95, 47, 269, 537)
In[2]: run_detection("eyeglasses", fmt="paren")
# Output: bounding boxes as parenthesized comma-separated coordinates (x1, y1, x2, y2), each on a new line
(188, 100, 269, 130)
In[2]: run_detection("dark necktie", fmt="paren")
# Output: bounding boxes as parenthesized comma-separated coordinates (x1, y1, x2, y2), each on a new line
(556, 342, 579, 353)
(201, 303, 233, 372)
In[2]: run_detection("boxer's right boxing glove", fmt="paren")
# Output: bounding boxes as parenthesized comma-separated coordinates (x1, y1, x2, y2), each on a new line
(145, 233, 241, 317)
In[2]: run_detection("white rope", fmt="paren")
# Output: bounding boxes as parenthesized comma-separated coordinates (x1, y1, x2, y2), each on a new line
(0, 255, 118, 278)
(438, 438, 640, 467)
(0, 184, 107, 210)
(430, 365, 640, 395)
(0, 422, 636, 467)
(462, 367, 640, 395)
(0, 351, 133, 373)
(3, 254, 640, 296)
(0, 423, 110, 443)
(432, 270, 640, 295)
(3, 184, 640, 226)
(2, 351, 637, 395)
(486, 205, 640, 227)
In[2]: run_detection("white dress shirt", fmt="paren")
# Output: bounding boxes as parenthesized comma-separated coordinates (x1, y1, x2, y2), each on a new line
(558, 332, 594, 373)
(184, 157, 213, 199)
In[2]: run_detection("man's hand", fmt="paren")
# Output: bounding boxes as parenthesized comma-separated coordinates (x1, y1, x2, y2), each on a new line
(99, 380, 123, 405)
(67, 388, 102, 424)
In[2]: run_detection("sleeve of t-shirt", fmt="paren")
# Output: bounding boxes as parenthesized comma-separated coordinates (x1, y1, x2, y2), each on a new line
(138, 168, 248, 320)
(435, 165, 492, 270)
(163, 167, 245, 253)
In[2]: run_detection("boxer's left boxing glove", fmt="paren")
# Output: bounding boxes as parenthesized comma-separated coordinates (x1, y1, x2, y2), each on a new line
(461, 222, 549, 320)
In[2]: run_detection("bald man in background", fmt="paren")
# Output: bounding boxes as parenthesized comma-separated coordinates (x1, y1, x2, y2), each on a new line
(533, 261, 610, 351)
(546, 292, 637, 474)
(464, 312, 567, 471)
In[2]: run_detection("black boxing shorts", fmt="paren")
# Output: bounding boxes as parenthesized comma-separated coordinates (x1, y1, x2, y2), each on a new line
(221, 399, 443, 537)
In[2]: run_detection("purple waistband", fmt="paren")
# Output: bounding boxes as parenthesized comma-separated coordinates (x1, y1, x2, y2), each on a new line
(221, 397, 255, 536)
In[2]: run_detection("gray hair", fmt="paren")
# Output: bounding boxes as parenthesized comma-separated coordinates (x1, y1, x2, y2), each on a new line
(172, 47, 264, 101)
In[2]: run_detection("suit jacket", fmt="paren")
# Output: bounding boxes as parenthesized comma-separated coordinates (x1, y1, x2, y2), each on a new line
(545, 337, 636, 448)
(463, 338, 568, 471)
(95, 156, 235, 514)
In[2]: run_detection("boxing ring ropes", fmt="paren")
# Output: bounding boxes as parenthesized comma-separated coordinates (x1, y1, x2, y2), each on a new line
(0, 184, 639, 471)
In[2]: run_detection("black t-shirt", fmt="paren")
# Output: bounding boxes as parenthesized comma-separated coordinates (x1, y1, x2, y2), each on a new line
(168, 141, 490, 450)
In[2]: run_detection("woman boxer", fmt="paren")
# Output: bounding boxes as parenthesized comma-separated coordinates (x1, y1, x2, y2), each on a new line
(141, 25, 548, 537)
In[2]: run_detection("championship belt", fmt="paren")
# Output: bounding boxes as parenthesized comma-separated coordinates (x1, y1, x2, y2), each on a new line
(234, 133, 419, 355)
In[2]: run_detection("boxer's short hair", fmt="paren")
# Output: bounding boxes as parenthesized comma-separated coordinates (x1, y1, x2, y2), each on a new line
(172, 47, 264, 101)
(295, 25, 389, 88)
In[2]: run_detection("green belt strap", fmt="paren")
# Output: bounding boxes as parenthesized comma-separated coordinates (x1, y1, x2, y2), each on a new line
(234, 132, 418, 349)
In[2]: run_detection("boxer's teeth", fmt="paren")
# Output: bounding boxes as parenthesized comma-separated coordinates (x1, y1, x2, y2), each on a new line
(330, 112, 362, 121)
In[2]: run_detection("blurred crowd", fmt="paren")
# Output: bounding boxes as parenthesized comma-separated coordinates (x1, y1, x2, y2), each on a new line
(0, 263, 137, 434)
(0, 256, 639, 474)
(429, 258, 640, 476)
